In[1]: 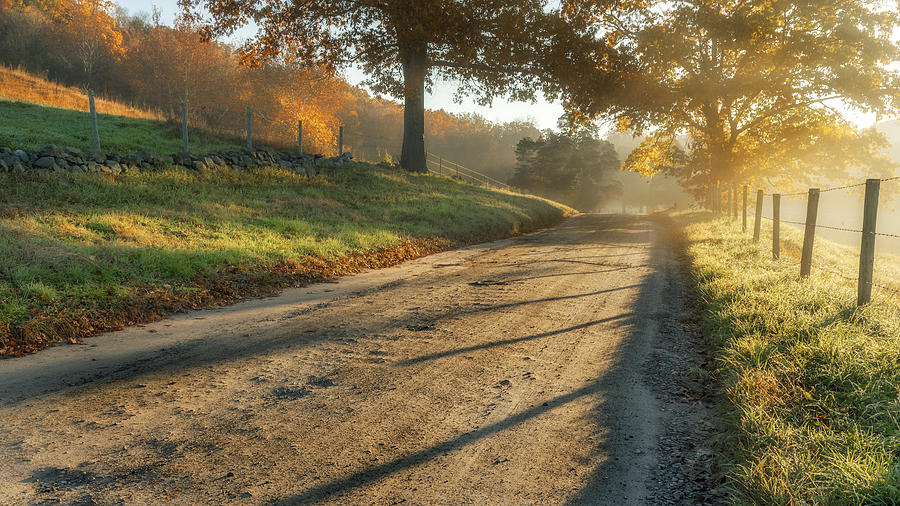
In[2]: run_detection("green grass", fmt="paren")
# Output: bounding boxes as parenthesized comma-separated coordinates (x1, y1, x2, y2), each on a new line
(0, 99, 244, 154)
(675, 212, 900, 504)
(0, 163, 571, 354)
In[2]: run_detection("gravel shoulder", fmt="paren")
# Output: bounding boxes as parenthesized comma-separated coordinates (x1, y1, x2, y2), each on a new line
(0, 214, 720, 504)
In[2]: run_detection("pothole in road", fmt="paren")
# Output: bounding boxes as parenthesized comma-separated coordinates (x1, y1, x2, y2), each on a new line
(306, 375, 336, 388)
(271, 386, 312, 400)
(468, 280, 510, 286)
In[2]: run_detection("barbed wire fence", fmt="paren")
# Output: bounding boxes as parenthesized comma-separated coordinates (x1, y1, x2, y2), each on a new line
(3, 76, 360, 156)
(424, 152, 512, 191)
(5, 81, 517, 192)
(711, 177, 900, 306)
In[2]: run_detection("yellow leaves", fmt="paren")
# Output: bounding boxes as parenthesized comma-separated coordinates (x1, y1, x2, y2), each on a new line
(622, 132, 682, 177)
(56, 0, 126, 71)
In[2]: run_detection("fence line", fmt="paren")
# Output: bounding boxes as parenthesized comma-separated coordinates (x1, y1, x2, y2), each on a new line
(426, 152, 510, 187)
(5, 83, 352, 155)
(6, 86, 519, 179)
(424, 152, 511, 190)
(721, 176, 899, 306)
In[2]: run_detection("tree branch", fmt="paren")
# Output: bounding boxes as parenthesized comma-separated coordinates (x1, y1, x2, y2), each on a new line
(430, 59, 532, 75)
(734, 95, 844, 136)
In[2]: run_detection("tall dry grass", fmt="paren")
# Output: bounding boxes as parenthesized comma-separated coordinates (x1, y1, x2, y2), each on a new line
(0, 65, 162, 120)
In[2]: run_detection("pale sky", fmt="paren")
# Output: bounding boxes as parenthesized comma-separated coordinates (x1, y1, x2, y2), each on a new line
(118, 0, 565, 130)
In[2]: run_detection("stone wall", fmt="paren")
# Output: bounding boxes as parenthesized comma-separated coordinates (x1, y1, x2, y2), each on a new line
(0, 144, 359, 176)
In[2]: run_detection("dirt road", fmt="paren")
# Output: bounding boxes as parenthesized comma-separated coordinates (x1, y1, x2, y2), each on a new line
(0, 214, 719, 505)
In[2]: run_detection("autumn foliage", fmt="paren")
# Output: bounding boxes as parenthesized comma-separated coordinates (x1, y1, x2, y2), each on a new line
(0, 0, 537, 179)
(189, 0, 587, 171)
(561, 0, 900, 198)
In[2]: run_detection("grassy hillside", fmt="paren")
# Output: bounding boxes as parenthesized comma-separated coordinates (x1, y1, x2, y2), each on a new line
(0, 65, 162, 120)
(676, 212, 900, 504)
(0, 163, 571, 356)
(0, 99, 245, 155)
(0, 65, 254, 154)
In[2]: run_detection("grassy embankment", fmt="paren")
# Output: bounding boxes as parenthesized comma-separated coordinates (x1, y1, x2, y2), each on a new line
(0, 164, 571, 356)
(0, 83, 573, 355)
(675, 212, 900, 504)
(0, 65, 245, 153)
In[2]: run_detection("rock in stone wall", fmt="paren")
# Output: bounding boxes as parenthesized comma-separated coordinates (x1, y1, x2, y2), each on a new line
(0, 145, 356, 176)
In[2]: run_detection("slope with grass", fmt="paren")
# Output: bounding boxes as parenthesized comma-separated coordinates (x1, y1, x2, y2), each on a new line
(0, 65, 251, 154)
(0, 66, 162, 121)
(0, 100, 245, 155)
(675, 212, 900, 503)
(0, 163, 571, 356)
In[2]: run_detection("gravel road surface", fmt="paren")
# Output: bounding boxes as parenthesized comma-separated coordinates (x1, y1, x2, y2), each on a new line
(0, 214, 720, 505)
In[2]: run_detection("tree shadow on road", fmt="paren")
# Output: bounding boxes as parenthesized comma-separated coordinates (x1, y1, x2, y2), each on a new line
(397, 312, 634, 366)
(269, 216, 677, 504)
(8, 214, 690, 504)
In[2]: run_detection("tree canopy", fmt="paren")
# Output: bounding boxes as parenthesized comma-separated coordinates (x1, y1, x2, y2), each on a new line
(0, 0, 543, 175)
(561, 0, 900, 198)
(190, 0, 603, 172)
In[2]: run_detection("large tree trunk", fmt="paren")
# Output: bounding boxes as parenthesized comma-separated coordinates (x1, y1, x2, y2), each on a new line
(400, 41, 427, 172)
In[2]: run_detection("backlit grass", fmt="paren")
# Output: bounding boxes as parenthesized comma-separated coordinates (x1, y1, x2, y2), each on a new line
(675, 212, 900, 504)
(0, 99, 243, 154)
(0, 66, 298, 154)
(0, 65, 163, 120)
(0, 163, 571, 354)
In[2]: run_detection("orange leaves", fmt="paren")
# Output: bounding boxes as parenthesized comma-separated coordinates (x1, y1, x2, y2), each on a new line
(53, 0, 125, 78)
(0, 237, 449, 357)
(67, 0, 124, 51)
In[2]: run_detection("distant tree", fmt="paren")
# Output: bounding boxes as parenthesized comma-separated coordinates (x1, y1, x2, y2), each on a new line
(188, 0, 598, 172)
(561, 0, 900, 196)
(254, 62, 350, 153)
(0, 3, 50, 71)
(60, 0, 124, 90)
(511, 129, 622, 210)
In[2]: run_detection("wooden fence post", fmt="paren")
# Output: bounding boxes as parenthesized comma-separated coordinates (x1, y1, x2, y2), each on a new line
(439, 157, 443, 176)
(88, 89, 100, 150)
(800, 188, 820, 278)
(727, 183, 733, 218)
(245, 106, 252, 150)
(753, 189, 763, 242)
(773, 193, 781, 259)
(732, 183, 738, 220)
(338, 126, 344, 155)
(733, 183, 738, 219)
(742, 185, 748, 232)
(181, 102, 189, 153)
(298, 120, 303, 154)
(858, 179, 881, 305)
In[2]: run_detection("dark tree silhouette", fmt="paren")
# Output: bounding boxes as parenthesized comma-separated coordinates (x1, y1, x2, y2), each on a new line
(511, 129, 622, 210)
